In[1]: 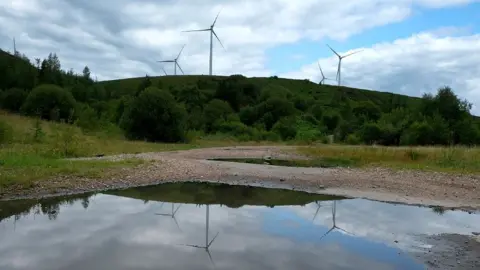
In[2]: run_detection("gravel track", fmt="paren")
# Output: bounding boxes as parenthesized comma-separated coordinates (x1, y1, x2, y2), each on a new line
(1, 146, 479, 211)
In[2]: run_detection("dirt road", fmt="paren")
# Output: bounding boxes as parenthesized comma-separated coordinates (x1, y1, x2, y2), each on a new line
(1, 146, 479, 211)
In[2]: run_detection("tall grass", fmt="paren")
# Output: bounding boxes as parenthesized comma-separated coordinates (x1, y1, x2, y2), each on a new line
(298, 144, 480, 173)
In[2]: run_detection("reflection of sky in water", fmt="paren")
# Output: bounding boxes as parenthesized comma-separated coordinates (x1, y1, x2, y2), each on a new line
(0, 194, 479, 270)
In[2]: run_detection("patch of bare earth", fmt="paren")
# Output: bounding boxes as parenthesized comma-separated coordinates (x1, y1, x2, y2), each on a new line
(1, 146, 479, 211)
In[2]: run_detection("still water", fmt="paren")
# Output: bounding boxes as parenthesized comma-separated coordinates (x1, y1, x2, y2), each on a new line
(0, 182, 478, 270)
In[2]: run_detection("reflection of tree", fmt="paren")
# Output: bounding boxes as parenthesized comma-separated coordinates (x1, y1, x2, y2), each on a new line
(155, 203, 182, 231)
(183, 205, 219, 268)
(431, 206, 446, 215)
(0, 193, 93, 224)
(319, 201, 354, 240)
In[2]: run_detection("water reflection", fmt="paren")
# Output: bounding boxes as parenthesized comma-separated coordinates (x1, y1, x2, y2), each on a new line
(156, 203, 182, 231)
(0, 182, 479, 270)
(183, 205, 219, 267)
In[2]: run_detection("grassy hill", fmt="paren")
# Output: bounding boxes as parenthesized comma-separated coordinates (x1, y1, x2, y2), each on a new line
(98, 74, 422, 112)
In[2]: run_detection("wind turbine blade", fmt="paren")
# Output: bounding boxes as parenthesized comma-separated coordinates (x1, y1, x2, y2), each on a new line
(326, 44, 340, 57)
(208, 231, 219, 246)
(319, 227, 334, 241)
(206, 249, 216, 268)
(176, 63, 185, 75)
(343, 49, 363, 58)
(318, 62, 325, 77)
(173, 216, 182, 231)
(184, 244, 203, 248)
(173, 204, 182, 215)
(157, 60, 174, 63)
(312, 205, 321, 222)
(162, 68, 167, 75)
(176, 44, 186, 60)
(182, 29, 210, 32)
(212, 30, 225, 50)
(336, 226, 355, 236)
(155, 213, 171, 216)
(212, 8, 222, 27)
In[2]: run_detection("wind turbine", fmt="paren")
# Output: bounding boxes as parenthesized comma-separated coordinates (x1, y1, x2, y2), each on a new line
(155, 203, 182, 231)
(182, 9, 225, 76)
(318, 201, 354, 241)
(312, 201, 322, 222)
(182, 205, 219, 267)
(317, 62, 334, 85)
(157, 45, 186, 75)
(326, 44, 362, 86)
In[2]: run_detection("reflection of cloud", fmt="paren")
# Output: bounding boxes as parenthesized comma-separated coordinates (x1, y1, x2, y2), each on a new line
(288, 200, 480, 251)
(0, 193, 478, 270)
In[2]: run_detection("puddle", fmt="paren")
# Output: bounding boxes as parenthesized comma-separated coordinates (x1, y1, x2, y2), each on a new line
(208, 157, 357, 168)
(0, 182, 479, 270)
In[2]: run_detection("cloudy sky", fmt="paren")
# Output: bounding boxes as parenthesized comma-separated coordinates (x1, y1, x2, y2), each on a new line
(1, 0, 479, 113)
(1, 193, 479, 269)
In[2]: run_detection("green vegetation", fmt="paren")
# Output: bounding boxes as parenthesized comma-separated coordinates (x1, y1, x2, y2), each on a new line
(0, 182, 341, 222)
(106, 182, 341, 208)
(298, 145, 480, 173)
(1, 44, 479, 192)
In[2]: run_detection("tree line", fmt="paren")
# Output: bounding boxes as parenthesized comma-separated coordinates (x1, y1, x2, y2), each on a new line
(1, 49, 479, 146)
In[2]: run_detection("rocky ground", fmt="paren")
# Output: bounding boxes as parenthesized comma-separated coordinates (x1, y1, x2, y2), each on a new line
(1, 145, 479, 269)
(1, 146, 479, 212)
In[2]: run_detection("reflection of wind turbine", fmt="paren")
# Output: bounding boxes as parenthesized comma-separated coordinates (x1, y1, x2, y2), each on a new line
(157, 45, 186, 75)
(155, 203, 182, 231)
(182, 9, 225, 76)
(183, 205, 219, 267)
(319, 201, 354, 240)
(326, 44, 362, 86)
(312, 201, 322, 222)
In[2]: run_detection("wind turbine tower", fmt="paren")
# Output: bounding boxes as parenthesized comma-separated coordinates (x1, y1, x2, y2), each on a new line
(157, 45, 186, 75)
(327, 45, 362, 86)
(13, 37, 16, 55)
(182, 9, 225, 76)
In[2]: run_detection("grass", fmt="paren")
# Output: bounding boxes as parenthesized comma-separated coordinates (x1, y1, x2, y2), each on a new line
(0, 111, 279, 193)
(298, 144, 480, 173)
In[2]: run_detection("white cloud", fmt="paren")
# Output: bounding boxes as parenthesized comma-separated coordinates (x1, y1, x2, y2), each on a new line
(0, 0, 479, 111)
(281, 31, 480, 114)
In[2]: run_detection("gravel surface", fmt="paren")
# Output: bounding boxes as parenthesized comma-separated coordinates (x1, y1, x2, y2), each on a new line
(413, 233, 480, 270)
(1, 146, 479, 211)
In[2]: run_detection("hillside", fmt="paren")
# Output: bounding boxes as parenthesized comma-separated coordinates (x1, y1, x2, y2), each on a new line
(98, 74, 422, 112)
(1, 48, 479, 147)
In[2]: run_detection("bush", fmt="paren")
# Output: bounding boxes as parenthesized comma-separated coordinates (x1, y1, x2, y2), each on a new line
(22, 84, 76, 121)
(345, 134, 361, 145)
(0, 88, 28, 112)
(272, 117, 297, 140)
(120, 87, 187, 142)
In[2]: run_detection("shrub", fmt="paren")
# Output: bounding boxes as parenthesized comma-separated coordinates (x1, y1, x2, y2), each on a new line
(272, 117, 297, 140)
(0, 88, 28, 112)
(120, 87, 187, 142)
(22, 84, 76, 121)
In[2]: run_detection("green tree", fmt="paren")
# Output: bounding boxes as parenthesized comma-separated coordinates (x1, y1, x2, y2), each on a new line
(121, 87, 187, 142)
(0, 88, 28, 112)
(22, 84, 76, 121)
(203, 99, 234, 132)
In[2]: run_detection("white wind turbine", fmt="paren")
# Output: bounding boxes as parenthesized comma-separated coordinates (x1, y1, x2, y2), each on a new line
(157, 44, 186, 75)
(327, 44, 362, 86)
(182, 9, 225, 76)
(317, 62, 334, 85)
